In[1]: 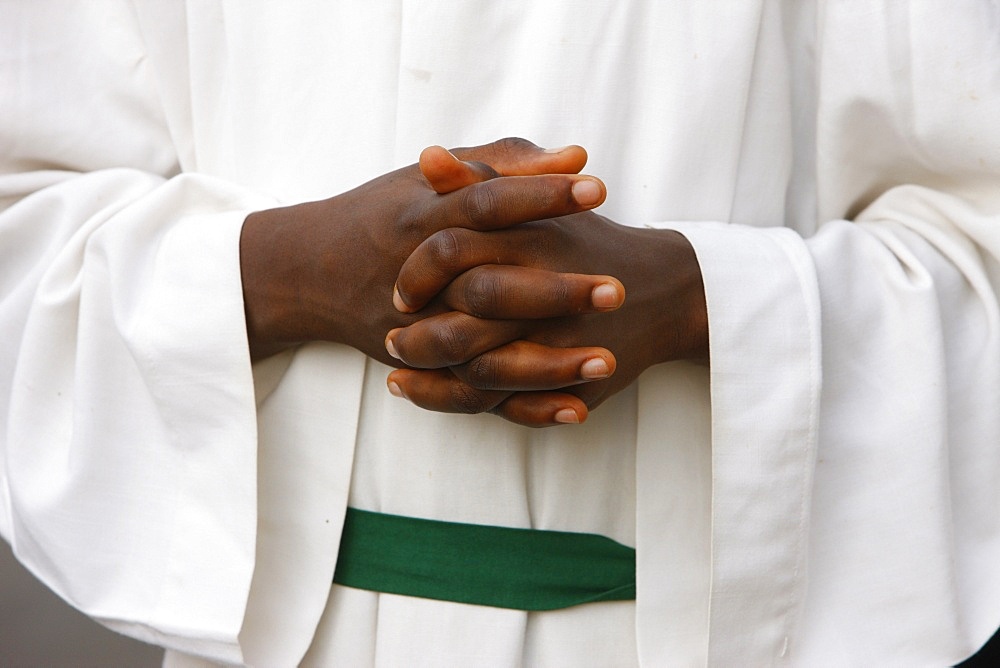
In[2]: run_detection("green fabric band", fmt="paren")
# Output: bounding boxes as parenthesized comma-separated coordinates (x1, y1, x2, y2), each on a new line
(332, 507, 636, 611)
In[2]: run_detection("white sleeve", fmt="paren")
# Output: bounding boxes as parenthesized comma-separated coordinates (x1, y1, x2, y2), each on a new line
(798, 187, 1000, 665)
(0, 4, 279, 663)
(647, 3, 1000, 662)
(669, 185, 1000, 665)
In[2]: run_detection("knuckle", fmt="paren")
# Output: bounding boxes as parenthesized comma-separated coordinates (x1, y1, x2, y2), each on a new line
(464, 354, 503, 390)
(426, 229, 463, 270)
(450, 383, 492, 414)
(432, 321, 473, 366)
(460, 184, 501, 228)
(463, 269, 505, 318)
(551, 277, 574, 310)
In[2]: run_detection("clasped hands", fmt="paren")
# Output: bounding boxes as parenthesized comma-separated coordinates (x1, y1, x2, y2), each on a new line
(240, 138, 707, 427)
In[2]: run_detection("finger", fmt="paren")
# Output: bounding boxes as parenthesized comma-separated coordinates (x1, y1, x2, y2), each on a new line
(451, 340, 616, 391)
(450, 137, 589, 178)
(436, 173, 605, 232)
(492, 392, 590, 427)
(387, 368, 589, 426)
(394, 225, 619, 313)
(419, 145, 499, 194)
(395, 180, 605, 314)
(387, 368, 510, 414)
(440, 265, 625, 319)
(385, 313, 526, 368)
(420, 140, 590, 194)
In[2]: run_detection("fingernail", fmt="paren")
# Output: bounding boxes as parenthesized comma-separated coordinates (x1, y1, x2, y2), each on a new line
(544, 145, 571, 154)
(591, 282, 622, 309)
(385, 334, 400, 359)
(387, 381, 404, 398)
(554, 408, 581, 424)
(580, 358, 611, 380)
(571, 179, 602, 206)
(392, 285, 411, 313)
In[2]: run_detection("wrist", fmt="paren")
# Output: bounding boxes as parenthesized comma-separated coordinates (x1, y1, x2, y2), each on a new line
(239, 204, 313, 360)
(620, 228, 708, 366)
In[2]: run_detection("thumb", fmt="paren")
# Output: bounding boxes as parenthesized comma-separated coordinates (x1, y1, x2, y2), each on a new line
(450, 137, 589, 178)
(419, 145, 499, 194)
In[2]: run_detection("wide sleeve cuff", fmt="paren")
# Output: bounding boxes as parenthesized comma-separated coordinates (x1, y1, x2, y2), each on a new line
(647, 221, 822, 664)
(2, 169, 275, 664)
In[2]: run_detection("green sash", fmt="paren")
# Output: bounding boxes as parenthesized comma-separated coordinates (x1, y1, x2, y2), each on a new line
(333, 507, 636, 611)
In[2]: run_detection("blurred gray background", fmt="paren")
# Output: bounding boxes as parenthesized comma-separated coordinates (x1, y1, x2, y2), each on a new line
(0, 541, 162, 666)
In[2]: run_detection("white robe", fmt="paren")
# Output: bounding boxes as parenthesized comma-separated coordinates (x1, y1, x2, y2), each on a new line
(2, 1, 999, 665)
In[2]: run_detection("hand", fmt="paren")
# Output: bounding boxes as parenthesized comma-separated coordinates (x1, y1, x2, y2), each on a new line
(383, 147, 629, 425)
(385, 212, 708, 426)
(238, 138, 607, 362)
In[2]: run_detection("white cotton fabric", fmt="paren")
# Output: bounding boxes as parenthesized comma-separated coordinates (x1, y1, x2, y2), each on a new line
(2, 1, 999, 666)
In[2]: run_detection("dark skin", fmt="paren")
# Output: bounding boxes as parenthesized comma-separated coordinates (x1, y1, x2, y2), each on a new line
(240, 138, 708, 428)
(240, 138, 623, 374)
(385, 147, 708, 426)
